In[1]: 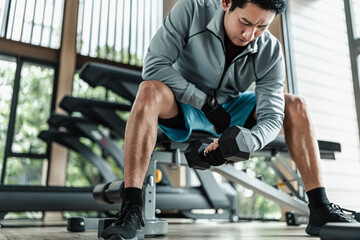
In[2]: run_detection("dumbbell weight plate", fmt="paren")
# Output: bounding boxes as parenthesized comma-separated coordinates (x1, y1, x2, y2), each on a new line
(93, 182, 112, 204)
(218, 126, 254, 162)
(354, 212, 360, 221)
(184, 140, 211, 170)
(105, 179, 125, 204)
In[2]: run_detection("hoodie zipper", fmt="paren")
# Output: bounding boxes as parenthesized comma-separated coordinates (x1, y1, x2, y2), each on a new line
(214, 65, 229, 98)
(209, 32, 227, 98)
(210, 32, 252, 99)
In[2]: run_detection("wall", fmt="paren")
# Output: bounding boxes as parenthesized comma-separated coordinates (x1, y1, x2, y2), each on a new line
(289, 0, 360, 209)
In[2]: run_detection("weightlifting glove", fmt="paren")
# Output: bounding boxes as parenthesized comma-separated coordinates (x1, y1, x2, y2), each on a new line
(202, 95, 231, 134)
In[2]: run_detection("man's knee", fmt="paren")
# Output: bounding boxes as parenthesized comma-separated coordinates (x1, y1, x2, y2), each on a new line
(284, 94, 310, 122)
(136, 80, 171, 105)
(134, 80, 177, 118)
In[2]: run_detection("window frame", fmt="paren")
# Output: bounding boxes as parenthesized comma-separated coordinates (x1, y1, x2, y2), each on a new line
(281, 7, 298, 94)
(344, 0, 360, 141)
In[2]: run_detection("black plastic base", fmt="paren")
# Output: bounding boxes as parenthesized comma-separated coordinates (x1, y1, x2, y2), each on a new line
(285, 211, 308, 226)
(320, 223, 360, 240)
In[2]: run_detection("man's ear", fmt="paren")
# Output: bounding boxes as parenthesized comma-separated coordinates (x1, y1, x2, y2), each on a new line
(222, 0, 232, 11)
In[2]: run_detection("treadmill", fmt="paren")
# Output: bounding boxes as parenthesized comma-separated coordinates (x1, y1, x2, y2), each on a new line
(48, 113, 125, 169)
(38, 130, 117, 183)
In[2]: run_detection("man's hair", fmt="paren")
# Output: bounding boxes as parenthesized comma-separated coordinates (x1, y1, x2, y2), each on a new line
(229, 0, 288, 15)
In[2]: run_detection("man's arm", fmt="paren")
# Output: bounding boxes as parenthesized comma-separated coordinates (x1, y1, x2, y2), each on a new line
(142, 0, 207, 110)
(252, 41, 286, 151)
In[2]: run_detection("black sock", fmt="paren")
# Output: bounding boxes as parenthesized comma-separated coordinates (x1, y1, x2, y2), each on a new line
(123, 187, 143, 207)
(306, 187, 330, 209)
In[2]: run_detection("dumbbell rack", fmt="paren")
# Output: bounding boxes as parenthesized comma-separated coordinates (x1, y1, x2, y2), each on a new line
(68, 159, 168, 237)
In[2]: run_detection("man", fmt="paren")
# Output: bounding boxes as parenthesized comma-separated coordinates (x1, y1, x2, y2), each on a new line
(100, 0, 357, 239)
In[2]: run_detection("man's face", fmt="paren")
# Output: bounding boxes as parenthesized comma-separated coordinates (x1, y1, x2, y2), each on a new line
(222, 1, 276, 47)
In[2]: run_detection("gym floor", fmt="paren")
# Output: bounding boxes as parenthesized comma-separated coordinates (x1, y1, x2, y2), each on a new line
(0, 220, 320, 240)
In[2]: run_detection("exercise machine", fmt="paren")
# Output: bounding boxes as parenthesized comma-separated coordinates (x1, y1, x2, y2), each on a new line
(38, 130, 117, 182)
(78, 61, 343, 217)
(0, 185, 120, 220)
(47, 113, 125, 169)
(58, 96, 240, 221)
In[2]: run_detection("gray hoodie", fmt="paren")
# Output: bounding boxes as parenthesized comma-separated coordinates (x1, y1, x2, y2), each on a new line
(142, 0, 285, 151)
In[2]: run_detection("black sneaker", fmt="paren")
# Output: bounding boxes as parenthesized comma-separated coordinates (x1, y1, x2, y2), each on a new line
(306, 203, 358, 236)
(100, 201, 145, 240)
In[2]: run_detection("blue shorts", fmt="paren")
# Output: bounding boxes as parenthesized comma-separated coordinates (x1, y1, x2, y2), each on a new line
(158, 92, 256, 142)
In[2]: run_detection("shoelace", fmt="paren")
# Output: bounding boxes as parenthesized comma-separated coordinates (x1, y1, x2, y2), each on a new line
(113, 202, 145, 227)
(329, 203, 355, 221)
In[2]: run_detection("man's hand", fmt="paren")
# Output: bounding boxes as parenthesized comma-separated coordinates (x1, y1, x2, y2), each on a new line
(204, 138, 219, 154)
(202, 95, 231, 134)
(203, 138, 225, 166)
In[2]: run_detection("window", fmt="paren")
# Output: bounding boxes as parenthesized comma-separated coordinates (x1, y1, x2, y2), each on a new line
(76, 0, 163, 66)
(0, 55, 56, 185)
(288, 0, 358, 158)
(12, 63, 55, 154)
(66, 73, 127, 186)
(287, 0, 360, 208)
(0, 55, 16, 179)
(352, 0, 360, 38)
(5, 157, 47, 185)
(0, 0, 65, 49)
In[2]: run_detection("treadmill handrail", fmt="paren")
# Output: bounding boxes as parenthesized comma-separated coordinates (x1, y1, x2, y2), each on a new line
(60, 95, 132, 113)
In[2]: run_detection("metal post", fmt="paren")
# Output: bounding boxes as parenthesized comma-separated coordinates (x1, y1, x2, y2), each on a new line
(29, 0, 37, 43)
(144, 159, 156, 220)
(344, 0, 360, 144)
(96, 0, 102, 57)
(48, 0, 56, 48)
(8, 0, 16, 38)
(1, 0, 12, 37)
(39, 0, 47, 45)
(142, 159, 168, 236)
(281, 8, 298, 94)
(212, 164, 309, 216)
(120, 0, 125, 61)
(105, 0, 110, 59)
(19, 0, 27, 41)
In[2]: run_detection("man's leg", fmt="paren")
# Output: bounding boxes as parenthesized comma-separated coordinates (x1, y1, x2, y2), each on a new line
(283, 93, 324, 191)
(124, 80, 179, 189)
(283, 93, 357, 236)
(204, 93, 323, 191)
(101, 80, 179, 240)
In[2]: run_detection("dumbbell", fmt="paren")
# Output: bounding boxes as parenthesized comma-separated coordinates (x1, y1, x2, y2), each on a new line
(93, 171, 163, 204)
(184, 126, 254, 170)
(93, 179, 124, 204)
(355, 212, 360, 222)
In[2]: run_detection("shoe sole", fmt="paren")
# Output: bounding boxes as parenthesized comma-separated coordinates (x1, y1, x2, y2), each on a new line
(306, 224, 321, 236)
(99, 229, 144, 240)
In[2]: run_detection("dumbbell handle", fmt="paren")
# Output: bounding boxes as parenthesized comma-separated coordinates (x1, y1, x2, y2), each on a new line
(201, 148, 226, 166)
